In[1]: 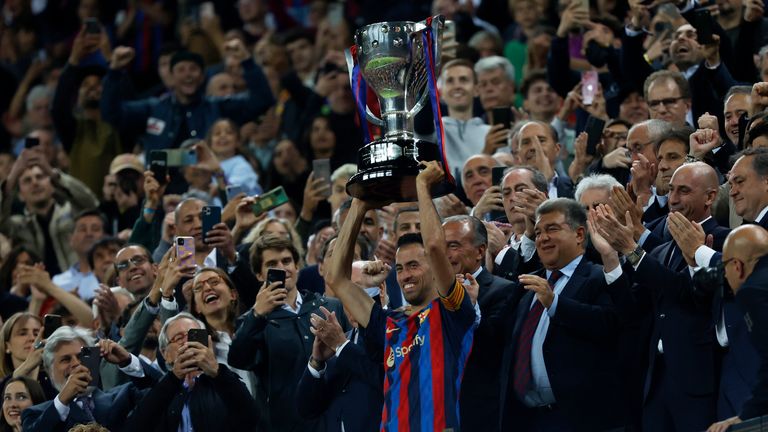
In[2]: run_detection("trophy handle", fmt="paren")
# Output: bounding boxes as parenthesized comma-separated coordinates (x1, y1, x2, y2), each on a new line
(345, 49, 386, 127)
(405, 15, 444, 120)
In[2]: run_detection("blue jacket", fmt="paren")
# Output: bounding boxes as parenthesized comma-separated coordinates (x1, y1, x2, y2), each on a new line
(100, 58, 274, 153)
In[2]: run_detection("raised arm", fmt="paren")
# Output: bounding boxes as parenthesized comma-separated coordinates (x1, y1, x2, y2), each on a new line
(416, 161, 456, 296)
(325, 198, 375, 327)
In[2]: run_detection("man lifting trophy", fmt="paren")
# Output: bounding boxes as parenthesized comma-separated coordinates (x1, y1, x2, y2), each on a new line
(345, 15, 455, 201)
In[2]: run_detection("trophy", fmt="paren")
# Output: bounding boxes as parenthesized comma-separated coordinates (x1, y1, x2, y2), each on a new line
(345, 16, 455, 202)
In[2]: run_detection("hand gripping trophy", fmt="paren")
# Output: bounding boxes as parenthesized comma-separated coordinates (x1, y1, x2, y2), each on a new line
(345, 15, 455, 201)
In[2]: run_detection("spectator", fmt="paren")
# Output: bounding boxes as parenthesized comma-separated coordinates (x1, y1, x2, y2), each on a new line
(123, 312, 259, 431)
(100, 40, 274, 156)
(228, 233, 347, 432)
(475, 56, 516, 114)
(206, 118, 263, 196)
(1, 376, 46, 432)
(0, 314, 52, 397)
(21, 328, 155, 432)
(517, 121, 574, 198)
(0, 148, 99, 276)
(51, 210, 106, 300)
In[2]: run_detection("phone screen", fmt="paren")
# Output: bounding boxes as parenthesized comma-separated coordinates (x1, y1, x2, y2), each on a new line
(581, 71, 599, 106)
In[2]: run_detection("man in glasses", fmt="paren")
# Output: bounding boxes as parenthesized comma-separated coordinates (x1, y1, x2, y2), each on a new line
(644, 70, 692, 127)
(114, 245, 157, 299)
(625, 119, 672, 223)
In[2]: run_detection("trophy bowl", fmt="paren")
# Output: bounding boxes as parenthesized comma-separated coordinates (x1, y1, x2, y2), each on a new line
(345, 16, 455, 202)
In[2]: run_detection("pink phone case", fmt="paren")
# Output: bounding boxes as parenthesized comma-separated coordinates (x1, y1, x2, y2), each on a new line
(176, 237, 195, 267)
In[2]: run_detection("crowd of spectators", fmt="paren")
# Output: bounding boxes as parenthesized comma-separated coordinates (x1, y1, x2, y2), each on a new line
(3, 0, 768, 431)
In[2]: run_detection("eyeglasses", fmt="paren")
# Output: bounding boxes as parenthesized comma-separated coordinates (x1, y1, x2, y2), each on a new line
(628, 140, 654, 155)
(647, 97, 684, 111)
(169, 331, 188, 345)
(192, 276, 222, 293)
(602, 131, 627, 141)
(115, 255, 148, 273)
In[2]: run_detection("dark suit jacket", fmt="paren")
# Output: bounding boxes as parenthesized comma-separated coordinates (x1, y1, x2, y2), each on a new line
(295, 329, 383, 432)
(630, 217, 729, 400)
(460, 268, 519, 432)
(22, 362, 157, 432)
(735, 255, 768, 420)
(554, 174, 575, 199)
(123, 365, 259, 432)
(498, 257, 631, 432)
(297, 264, 326, 295)
(642, 197, 668, 224)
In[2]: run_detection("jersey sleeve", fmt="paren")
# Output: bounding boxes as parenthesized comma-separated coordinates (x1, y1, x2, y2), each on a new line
(439, 280, 478, 330)
(359, 302, 387, 362)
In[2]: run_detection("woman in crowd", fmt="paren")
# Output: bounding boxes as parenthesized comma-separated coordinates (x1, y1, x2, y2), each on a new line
(207, 118, 263, 196)
(0, 313, 55, 399)
(0, 376, 46, 432)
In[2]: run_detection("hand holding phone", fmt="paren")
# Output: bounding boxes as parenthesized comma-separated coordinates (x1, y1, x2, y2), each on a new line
(581, 71, 599, 106)
(201, 206, 221, 244)
(78, 347, 102, 389)
(149, 151, 168, 186)
(584, 116, 606, 156)
(312, 159, 332, 198)
(43, 314, 63, 339)
(252, 186, 290, 216)
(187, 328, 209, 347)
(176, 236, 196, 267)
(491, 107, 513, 129)
(267, 268, 286, 290)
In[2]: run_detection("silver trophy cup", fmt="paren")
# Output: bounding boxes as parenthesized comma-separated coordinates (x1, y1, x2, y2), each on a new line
(345, 16, 454, 202)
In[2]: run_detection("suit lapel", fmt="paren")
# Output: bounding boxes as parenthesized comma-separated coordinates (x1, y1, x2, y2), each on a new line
(559, 258, 589, 301)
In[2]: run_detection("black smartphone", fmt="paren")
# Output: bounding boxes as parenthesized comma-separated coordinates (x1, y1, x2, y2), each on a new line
(78, 346, 101, 389)
(267, 268, 286, 290)
(738, 112, 749, 149)
(85, 17, 100, 34)
(42, 314, 62, 339)
(149, 150, 168, 185)
(201, 206, 221, 244)
(491, 107, 513, 129)
(187, 328, 209, 347)
(24, 137, 40, 149)
(693, 9, 714, 45)
(584, 116, 606, 156)
(312, 158, 332, 198)
(491, 166, 507, 186)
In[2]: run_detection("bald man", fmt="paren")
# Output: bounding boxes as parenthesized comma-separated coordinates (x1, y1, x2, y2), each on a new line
(708, 226, 768, 432)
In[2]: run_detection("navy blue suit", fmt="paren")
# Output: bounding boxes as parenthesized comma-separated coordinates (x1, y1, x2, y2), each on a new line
(630, 217, 729, 432)
(22, 361, 157, 432)
(498, 257, 631, 432)
(735, 255, 768, 420)
(295, 328, 383, 432)
(460, 268, 518, 432)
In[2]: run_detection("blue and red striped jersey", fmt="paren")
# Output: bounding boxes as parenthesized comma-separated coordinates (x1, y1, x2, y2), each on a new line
(362, 280, 478, 432)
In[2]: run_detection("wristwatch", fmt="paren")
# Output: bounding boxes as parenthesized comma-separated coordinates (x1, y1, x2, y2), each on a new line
(309, 356, 325, 370)
(625, 244, 646, 267)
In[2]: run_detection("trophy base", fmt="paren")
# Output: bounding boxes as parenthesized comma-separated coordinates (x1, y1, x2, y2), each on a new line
(346, 138, 455, 202)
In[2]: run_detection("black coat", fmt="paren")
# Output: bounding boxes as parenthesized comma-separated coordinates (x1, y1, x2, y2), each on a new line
(460, 268, 519, 432)
(123, 365, 259, 432)
(498, 257, 631, 432)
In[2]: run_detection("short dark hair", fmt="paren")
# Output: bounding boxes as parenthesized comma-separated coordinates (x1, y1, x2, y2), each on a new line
(73, 208, 107, 233)
(655, 125, 693, 154)
(443, 215, 488, 247)
(736, 147, 768, 177)
(87, 237, 126, 270)
(605, 118, 632, 130)
(282, 28, 315, 45)
(725, 85, 752, 101)
(394, 206, 419, 231)
(746, 118, 768, 148)
(250, 233, 301, 275)
(520, 70, 548, 99)
(396, 232, 424, 249)
(116, 169, 142, 196)
(535, 198, 587, 231)
(505, 166, 549, 193)
(316, 234, 371, 264)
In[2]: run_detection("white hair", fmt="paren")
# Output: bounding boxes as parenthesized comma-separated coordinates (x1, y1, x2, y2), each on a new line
(331, 163, 357, 182)
(42, 326, 96, 390)
(158, 312, 206, 354)
(473, 55, 515, 83)
(25, 85, 52, 112)
(574, 174, 622, 203)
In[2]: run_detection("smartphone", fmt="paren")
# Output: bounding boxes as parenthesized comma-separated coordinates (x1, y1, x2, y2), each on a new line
(581, 71, 599, 106)
(175, 236, 196, 267)
(739, 112, 749, 149)
(693, 9, 714, 45)
(312, 159, 332, 198)
(24, 137, 40, 149)
(491, 166, 507, 186)
(149, 150, 168, 185)
(491, 107, 513, 129)
(226, 184, 245, 201)
(584, 116, 606, 156)
(252, 186, 290, 216)
(85, 17, 100, 34)
(42, 314, 62, 339)
(267, 268, 286, 290)
(201, 206, 221, 244)
(199, 2, 214, 19)
(78, 346, 101, 389)
(187, 328, 209, 347)
(164, 148, 198, 167)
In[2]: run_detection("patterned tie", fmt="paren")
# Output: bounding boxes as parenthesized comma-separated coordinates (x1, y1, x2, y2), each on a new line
(512, 270, 562, 401)
(76, 395, 95, 422)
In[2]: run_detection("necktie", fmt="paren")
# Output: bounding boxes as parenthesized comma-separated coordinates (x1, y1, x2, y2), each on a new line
(512, 270, 562, 401)
(76, 395, 95, 422)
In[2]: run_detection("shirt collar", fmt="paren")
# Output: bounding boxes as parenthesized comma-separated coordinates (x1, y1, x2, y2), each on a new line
(545, 254, 583, 280)
(203, 248, 217, 268)
(471, 266, 483, 278)
(281, 290, 303, 314)
(756, 205, 768, 224)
